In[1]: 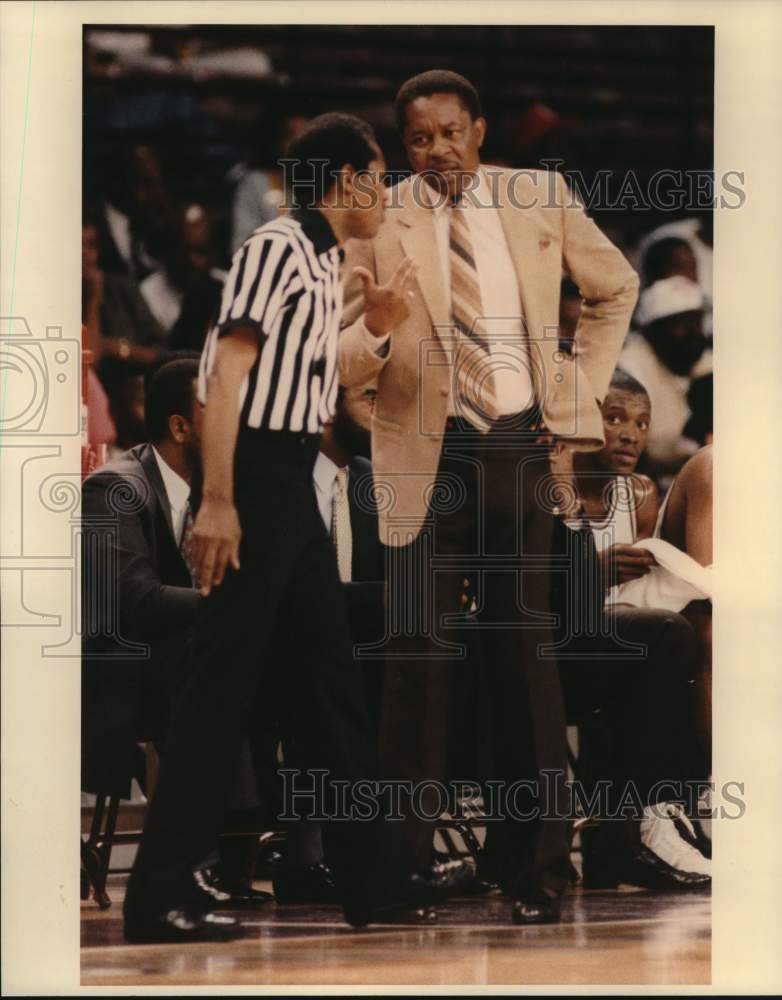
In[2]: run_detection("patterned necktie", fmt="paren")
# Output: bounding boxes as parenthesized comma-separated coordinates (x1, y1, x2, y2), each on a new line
(331, 468, 352, 583)
(179, 501, 199, 589)
(449, 198, 500, 429)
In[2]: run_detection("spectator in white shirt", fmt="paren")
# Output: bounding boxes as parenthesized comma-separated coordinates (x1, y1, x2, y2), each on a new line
(619, 275, 711, 484)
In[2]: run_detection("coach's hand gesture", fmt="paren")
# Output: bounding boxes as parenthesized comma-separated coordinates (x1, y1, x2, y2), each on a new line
(192, 496, 242, 596)
(354, 256, 418, 337)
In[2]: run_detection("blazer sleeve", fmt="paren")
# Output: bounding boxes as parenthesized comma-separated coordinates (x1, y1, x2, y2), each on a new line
(558, 173, 640, 403)
(338, 236, 393, 388)
(82, 471, 200, 641)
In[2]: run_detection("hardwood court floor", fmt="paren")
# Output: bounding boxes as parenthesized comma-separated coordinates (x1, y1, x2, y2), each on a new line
(81, 877, 710, 987)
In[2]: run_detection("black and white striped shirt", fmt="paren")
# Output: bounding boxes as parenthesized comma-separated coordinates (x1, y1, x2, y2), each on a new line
(198, 207, 344, 434)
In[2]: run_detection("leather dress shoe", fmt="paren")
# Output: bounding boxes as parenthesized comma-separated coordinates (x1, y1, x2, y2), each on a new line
(582, 844, 710, 891)
(511, 891, 562, 925)
(412, 861, 469, 903)
(345, 900, 438, 927)
(124, 905, 245, 943)
(272, 862, 340, 904)
(255, 847, 284, 880)
(427, 858, 489, 896)
(194, 866, 274, 907)
(344, 868, 452, 927)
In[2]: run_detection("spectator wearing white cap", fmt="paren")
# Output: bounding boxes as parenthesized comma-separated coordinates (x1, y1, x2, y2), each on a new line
(619, 275, 711, 483)
(635, 214, 713, 335)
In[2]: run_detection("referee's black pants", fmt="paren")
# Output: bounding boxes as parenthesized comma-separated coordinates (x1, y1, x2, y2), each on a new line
(125, 431, 376, 921)
(374, 414, 571, 902)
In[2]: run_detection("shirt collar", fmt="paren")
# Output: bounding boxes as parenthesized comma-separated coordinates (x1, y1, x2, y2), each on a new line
(422, 168, 486, 216)
(313, 451, 341, 495)
(152, 446, 190, 512)
(292, 205, 341, 257)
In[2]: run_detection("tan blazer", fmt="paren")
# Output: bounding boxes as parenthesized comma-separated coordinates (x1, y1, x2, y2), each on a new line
(339, 167, 639, 546)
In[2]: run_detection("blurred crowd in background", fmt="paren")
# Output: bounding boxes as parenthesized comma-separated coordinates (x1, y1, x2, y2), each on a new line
(83, 24, 714, 490)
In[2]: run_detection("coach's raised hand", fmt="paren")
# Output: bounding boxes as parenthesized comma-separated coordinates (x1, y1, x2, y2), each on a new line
(354, 256, 418, 337)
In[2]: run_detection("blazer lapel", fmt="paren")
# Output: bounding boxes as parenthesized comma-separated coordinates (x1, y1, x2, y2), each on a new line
(492, 169, 551, 398)
(138, 442, 177, 543)
(494, 169, 544, 338)
(396, 181, 451, 336)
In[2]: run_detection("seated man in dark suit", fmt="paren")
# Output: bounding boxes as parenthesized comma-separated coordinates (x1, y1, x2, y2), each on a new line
(301, 383, 477, 899)
(270, 383, 385, 905)
(313, 383, 385, 703)
(82, 358, 271, 907)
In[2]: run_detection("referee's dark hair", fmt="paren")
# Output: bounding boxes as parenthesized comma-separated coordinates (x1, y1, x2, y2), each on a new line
(394, 70, 482, 132)
(145, 357, 200, 443)
(285, 112, 378, 207)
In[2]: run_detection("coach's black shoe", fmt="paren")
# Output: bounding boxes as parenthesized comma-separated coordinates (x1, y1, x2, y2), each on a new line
(272, 862, 340, 904)
(124, 905, 245, 943)
(344, 866, 453, 927)
(195, 866, 274, 907)
(511, 890, 562, 925)
(345, 900, 439, 927)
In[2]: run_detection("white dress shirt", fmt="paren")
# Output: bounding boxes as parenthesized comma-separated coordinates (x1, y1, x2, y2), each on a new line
(425, 169, 536, 415)
(139, 269, 184, 333)
(313, 451, 341, 530)
(152, 447, 191, 545)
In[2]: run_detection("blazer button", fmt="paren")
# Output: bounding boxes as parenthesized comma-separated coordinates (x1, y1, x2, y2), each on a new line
(440, 387, 449, 397)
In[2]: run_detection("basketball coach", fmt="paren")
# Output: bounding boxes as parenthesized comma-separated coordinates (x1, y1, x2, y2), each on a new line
(339, 70, 639, 924)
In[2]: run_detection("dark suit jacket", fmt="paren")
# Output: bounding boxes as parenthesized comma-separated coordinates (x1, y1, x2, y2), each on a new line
(81, 442, 200, 795)
(344, 454, 384, 642)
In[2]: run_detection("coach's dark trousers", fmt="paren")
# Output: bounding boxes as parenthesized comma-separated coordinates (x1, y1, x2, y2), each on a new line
(375, 414, 571, 901)
(125, 430, 376, 921)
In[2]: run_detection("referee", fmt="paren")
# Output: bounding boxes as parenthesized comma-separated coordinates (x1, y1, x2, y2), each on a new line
(123, 113, 417, 943)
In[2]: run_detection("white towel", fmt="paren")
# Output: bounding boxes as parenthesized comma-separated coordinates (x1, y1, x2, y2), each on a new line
(608, 537, 711, 612)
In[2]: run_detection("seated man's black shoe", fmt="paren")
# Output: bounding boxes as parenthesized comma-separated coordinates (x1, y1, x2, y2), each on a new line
(124, 905, 245, 943)
(511, 890, 562, 925)
(581, 818, 711, 891)
(583, 845, 711, 892)
(410, 861, 467, 903)
(427, 858, 487, 896)
(194, 866, 274, 907)
(272, 862, 340, 904)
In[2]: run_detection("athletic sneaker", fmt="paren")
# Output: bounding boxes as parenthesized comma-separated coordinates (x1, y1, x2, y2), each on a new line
(640, 802, 711, 876)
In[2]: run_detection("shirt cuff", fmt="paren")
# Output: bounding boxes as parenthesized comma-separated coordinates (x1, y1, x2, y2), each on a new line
(362, 322, 390, 357)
